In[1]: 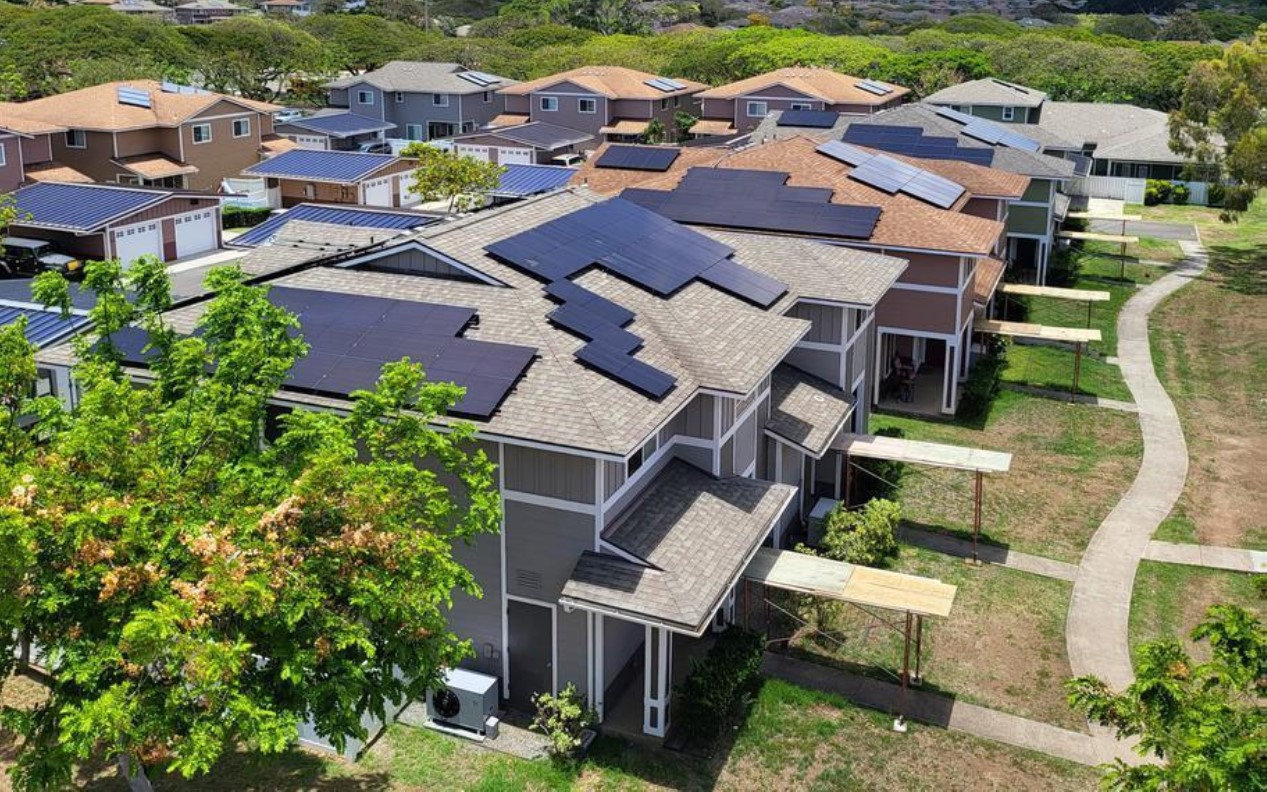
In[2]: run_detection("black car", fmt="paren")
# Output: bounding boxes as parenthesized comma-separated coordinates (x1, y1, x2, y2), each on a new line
(1, 237, 83, 278)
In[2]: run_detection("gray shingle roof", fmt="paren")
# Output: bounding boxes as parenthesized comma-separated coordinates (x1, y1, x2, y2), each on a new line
(924, 78, 1047, 108)
(561, 460, 796, 634)
(765, 364, 855, 458)
(325, 61, 518, 95)
(454, 122, 593, 151)
(1037, 102, 1211, 165)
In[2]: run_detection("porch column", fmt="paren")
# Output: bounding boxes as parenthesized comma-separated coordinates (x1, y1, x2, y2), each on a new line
(1038, 240, 1050, 285)
(589, 613, 605, 720)
(942, 342, 960, 414)
(643, 625, 671, 737)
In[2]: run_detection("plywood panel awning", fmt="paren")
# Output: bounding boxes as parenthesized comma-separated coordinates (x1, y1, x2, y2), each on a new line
(1056, 230, 1139, 244)
(975, 318, 1102, 344)
(831, 432, 1011, 473)
(1065, 212, 1142, 221)
(1000, 284, 1111, 302)
(743, 547, 956, 618)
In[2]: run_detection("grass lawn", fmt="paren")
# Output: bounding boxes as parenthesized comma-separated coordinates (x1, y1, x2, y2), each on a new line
(1129, 561, 1265, 667)
(871, 389, 1142, 563)
(1, 675, 1101, 791)
(1083, 236, 1185, 264)
(1002, 345, 1131, 402)
(1147, 196, 1267, 549)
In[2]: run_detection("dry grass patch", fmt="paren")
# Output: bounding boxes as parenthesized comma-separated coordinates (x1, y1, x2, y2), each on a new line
(1130, 561, 1265, 666)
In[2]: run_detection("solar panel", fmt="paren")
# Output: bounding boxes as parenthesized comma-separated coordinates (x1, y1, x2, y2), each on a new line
(116, 86, 152, 108)
(698, 257, 788, 307)
(994, 127, 1043, 152)
(903, 170, 965, 209)
(575, 342, 675, 398)
(643, 77, 686, 92)
(841, 124, 996, 166)
(933, 106, 1042, 152)
(961, 124, 1003, 146)
(548, 303, 642, 354)
(934, 106, 977, 125)
(816, 140, 871, 167)
(459, 71, 501, 87)
(777, 109, 838, 129)
(595, 145, 680, 172)
(855, 80, 893, 96)
(544, 280, 635, 326)
(660, 77, 686, 90)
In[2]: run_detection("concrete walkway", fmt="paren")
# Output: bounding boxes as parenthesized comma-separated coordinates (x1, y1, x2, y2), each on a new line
(1144, 541, 1267, 574)
(899, 526, 1079, 581)
(1065, 241, 1207, 691)
(762, 653, 1138, 767)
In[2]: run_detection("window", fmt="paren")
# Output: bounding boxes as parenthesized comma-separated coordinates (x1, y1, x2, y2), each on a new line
(578, 98, 596, 114)
(395, 91, 405, 103)
(405, 123, 423, 141)
(539, 96, 558, 112)
(790, 102, 813, 110)
(482, 91, 491, 103)
(65, 129, 87, 148)
(191, 123, 212, 144)
(357, 90, 374, 105)
(1001, 106, 1015, 121)
(746, 101, 768, 118)
(0, 145, 5, 167)
(674, 96, 680, 107)
(232, 117, 250, 138)
(432, 93, 449, 107)
(660, 98, 668, 110)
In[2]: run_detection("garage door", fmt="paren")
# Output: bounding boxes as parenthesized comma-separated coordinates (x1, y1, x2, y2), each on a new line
(290, 135, 328, 150)
(174, 210, 218, 258)
(112, 221, 162, 267)
(455, 144, 490, 162)
(362, 177, 393, 207)
(498, 147, 533, 165)
(397, 173, 423, 207)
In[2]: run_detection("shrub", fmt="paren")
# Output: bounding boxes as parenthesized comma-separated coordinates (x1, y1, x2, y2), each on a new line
(530, 683, 597, 761)
(820, 498, 900, 567)
(957, 334, 1007, 423)
(674, 627, 764, 748)
(1170, 182, 1190, 205)
(221, 205, 272, 229)
(1143, 186, 1162, 206)
(1207, 181, 1226, 207)
(853, 426, 905, 503)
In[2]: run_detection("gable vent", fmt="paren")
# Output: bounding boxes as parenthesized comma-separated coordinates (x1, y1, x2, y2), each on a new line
(515, 569, 542, 591)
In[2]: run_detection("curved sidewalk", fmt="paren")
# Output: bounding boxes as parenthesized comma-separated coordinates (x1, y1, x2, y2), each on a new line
(1066, 243, 1207, 690)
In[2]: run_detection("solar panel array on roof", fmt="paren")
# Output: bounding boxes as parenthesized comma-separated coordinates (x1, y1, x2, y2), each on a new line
(117, 86, 152, 108)
(816, 140, 871, 167)
(818, 142, 966, 209)
(281, 112, 395, 138)
(933, 106, 1042, 152)
(0, 305, 92, 349)
(644, 77, 687, 92)
(491, 164, 576, 198)
(458, 71, 501, 87)
(232, 203, 438, 248)
(595, 145, 680, 172)
(11, 182, 170, 232)
(243, 149, 398, 183)
(777, 109, 839, 129)
(856, 80, 893, 96)
(107, 289, 536, 419)
(842, 124, 995, 166)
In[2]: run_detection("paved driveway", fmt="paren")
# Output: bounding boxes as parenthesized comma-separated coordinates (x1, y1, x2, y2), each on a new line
(1090, 219, 1198, 241)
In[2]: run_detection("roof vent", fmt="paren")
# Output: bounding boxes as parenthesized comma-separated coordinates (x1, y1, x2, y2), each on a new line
(458, 71, 501, 87)
(117, 86, 152, 108)
(160, 81, 207, 95)
(643, 77, 686, 93)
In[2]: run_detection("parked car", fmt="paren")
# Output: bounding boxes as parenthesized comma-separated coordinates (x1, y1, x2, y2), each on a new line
(1, 237, 82, 278)
(357, 141, 391, 154)
(274, 108, 306, 124)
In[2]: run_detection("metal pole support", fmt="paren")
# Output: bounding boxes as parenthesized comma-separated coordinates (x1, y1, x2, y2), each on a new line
(894, 610, 913, 733)
(968, 470, 983, 566)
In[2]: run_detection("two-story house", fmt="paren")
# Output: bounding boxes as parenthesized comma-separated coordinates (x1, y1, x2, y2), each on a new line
(36, 188, 910, 742)
(2, 80, 280, 192)
(173, 0, 250, 23)
(0, 111, 89, 192)
(494, 66, 707, 142)
(923, 78, 1048, 124)
(692, 68, 909, 137)
(572, 136, 1028, 416)
(324, 62, 516, 142)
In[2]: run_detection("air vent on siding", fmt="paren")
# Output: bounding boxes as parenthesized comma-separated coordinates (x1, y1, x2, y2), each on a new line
(515, 569, 542, 591)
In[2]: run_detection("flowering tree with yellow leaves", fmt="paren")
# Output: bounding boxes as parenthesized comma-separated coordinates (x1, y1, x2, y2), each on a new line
(0, 259, 501, 791)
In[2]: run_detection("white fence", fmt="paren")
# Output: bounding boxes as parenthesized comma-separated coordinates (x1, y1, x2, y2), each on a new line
(1066, 175, 1210, 206)
(221, 178, 275, 210)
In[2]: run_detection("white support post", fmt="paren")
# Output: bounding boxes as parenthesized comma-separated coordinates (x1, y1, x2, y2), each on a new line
(943, 342, 960, 414)
(643, 626, 671, 737)
(594, 614, 605, 721)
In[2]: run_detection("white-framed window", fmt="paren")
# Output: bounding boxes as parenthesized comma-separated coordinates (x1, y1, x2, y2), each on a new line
(0, 145, 5, 167)
(65, 129, 87, 149)
(191, 123, 212, 144)
(746, 100, 768, 118)
(357, 89, 374, 105)
(578, 98, 596, 114)
(405, 123, 423, 140)
(539, 96, 558, 112)
(1001, 106, 1015, 121)
(482, 91, 492, 103)
(432, 93, 449, 107)
(395, 91, 405, 103)
(790, 102, 813, 110)
(232, 117, 250, 138)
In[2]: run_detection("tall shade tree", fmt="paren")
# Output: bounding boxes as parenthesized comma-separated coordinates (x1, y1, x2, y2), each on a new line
(180, 17, 329, 100)
(0, 260, 500, 791)
(1067, 604, 1267, 791)
(297, 14, 432, 74)
(402, 143, 505, 213)
(1170, 26, 1267, 217)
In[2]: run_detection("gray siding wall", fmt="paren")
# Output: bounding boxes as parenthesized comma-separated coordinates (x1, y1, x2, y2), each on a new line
(450, 530, 503, 677)
(333, 82, 506, 140)
(603, 460, 626, 501)
(660, 393, 714, 440)
(529, 82, 609, 138)
(357, 247, 483, 281)
(720, 436, 735, 477)
(787, 302, 843, 344)
(604, 616, 643, 691)
(556, 607, 589, 698)
(785, 347, 840, 385)
(605, 445, 675, 519)
(504, 444, 596, 503)
(732, 409, 758, 475)
(674, 442, 713, 473)
(504, 500, 593, 600)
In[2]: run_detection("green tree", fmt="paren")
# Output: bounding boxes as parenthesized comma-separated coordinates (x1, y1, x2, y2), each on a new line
(1067, 604, 1266, 790)
(0, 260, 500, 791)
(297, 14, 430, 74)
(181, 17, 330, 100)
(1159, 11, 1213, 43)
(1093, 14, 1157, 42)
(563, 0, 649, 35)
(820, 499, 900, 567)
(673, 110, 698, 140)
(640, 117, 667, 144)
(402, 143, 506, 212)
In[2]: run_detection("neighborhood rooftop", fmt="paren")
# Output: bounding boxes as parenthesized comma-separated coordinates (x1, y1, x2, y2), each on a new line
(923, 78, 1049, 108)
(324, 61, 518, 94)
(497, 66, 707, 100)
(697, 67, 910, 104)
(0, 80, 277, 131)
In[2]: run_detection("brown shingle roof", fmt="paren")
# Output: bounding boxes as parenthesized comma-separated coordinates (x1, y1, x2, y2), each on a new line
(22, 162, 93, 184)
(0, 104, 65, 136)
(974, 256, 1005, 306)
(697, 67, 909, 105)
(498, 67, 706, 100)
(112, 154, 199, 180)
(5, 81, 278, 132)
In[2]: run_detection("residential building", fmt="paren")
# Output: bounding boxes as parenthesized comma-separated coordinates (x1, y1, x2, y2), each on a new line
(1, 80, 280, 192)
(692, 68, 909, 137)
(0, 112, 86, 192)
(260, 0, 312, 14)
(108, 0, 174, 20)
(7, 181, 222, 264)
(274, 110, 397, 152)
(495, 67, 707, 142)
(36, 188, 908, 740)
(449, 122, 594, 165)
(325, 62, 516, 142)
(173, 0, 251, 23)
(923, 78, 1048, 124)
(572, 136, 1026, 415)
(1035, 102, 1199, 181)
(242, 149, 420, 209)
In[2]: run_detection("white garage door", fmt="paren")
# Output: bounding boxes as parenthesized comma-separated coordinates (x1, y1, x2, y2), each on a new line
(455, 144, 490, 162)
(397, 173, 422, 207)
(362, 177, 393, 207)
(289, 135, 328, 150)
(112, 221, 162, 267)
(498, 147, 533, 165)
(173, 210, 218, 258)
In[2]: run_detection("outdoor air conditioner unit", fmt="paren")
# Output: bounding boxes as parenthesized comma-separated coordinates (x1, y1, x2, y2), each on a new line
(807, 497, 840, 547)
(426, 668, 500, 737)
